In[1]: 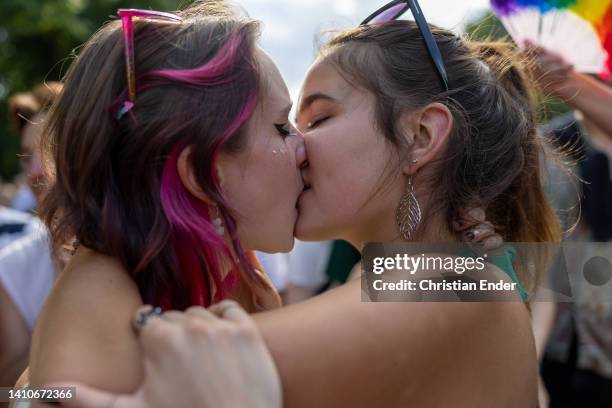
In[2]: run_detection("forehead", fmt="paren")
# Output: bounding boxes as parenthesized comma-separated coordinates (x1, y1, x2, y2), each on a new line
(303, 60, 336, 91)
(298, 59, 356, 110)
(257, 48, 290, 108)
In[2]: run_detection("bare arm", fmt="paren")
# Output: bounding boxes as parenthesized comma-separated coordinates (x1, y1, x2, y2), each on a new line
(531, 301, 556, 359)
(531, 300, 556, 408)
(254, 278, 536, 408)
(555, 73, 612, 138)
(0, 283, 30, 387)
(28, 251, 143, 407)
(528, 43, 612, 139)
(46, 277, 536, 408)
(32, 260, 536, 407)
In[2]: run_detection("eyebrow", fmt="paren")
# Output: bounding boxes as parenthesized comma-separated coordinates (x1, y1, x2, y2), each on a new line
(297, 93, 338, 115)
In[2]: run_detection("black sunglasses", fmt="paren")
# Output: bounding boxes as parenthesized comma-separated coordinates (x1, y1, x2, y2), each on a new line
(361, 0, 450, 91)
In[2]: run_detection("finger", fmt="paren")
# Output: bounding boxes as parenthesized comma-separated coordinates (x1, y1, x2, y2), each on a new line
(161, 310, 189, 324)
(547, 64, 574, 78)
(528, 44, 547, 56)
(477, 234, 504, 251)
(185, 306, 220, 322)
(466, 208, 486, 222)
(470, 222, 496, 242)
(132, 305, 163, 335)
(453, 207, 486, 231)
(456, 217, 490, 235)
(133, 305, 153, 329)
(541, 59, 570, 73)
(468, 230, 495, 244)
(41, 383, 140, 408)
(208, 300, 251, 324)
(536, 47, 564, 61)
(138, 317, 184, 366)
(462, 222, 496, 242)
(522, 39, 541, 52)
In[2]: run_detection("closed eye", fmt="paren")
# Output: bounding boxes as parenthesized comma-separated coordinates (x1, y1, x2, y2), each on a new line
(307, 116, 330, 129)
(274, 123, 291, 138)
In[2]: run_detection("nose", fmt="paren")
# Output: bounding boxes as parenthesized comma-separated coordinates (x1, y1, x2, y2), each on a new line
(293, 128, 308, 169)
(28, 155, 44, 179)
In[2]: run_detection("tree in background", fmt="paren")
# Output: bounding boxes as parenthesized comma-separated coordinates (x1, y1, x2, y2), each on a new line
(0, 0, 178, 182)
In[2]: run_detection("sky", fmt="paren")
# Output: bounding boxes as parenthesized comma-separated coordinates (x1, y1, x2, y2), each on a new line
(238, 0, 491, 100)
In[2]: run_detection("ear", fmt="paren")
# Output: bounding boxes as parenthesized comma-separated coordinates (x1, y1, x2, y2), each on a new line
(176, 146, 218, 205)
(400, 102, 453, 176)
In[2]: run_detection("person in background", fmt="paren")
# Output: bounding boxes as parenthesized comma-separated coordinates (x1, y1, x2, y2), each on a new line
(283, 240, 333, 303)
(0, 83, 63, 388)
(254, 251, 290, 295)
(0, 207, 40, 250)
(526, 41, 612, 140)
(7, 82, 62, 211)
(528, 43, 612, 408)
(0, 83, 60, 248)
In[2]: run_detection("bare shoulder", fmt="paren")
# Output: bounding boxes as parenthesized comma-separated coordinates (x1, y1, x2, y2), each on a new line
(410, 300, 536, 407)
(255, 278, 535, 408)
(29, 247, 143, 393)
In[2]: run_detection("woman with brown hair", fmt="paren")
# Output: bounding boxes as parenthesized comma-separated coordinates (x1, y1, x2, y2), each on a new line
(0, 82, 63, 389)
(254, 9, 559, 405)
(27, 1, 560, 407)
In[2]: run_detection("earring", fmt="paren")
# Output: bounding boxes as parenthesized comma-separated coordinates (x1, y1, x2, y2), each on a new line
(395, 177, 422, 240)
(213, 206, 225, 236)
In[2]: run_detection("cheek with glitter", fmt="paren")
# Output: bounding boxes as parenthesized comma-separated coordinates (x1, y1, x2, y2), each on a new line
(270, 147, 288, 155)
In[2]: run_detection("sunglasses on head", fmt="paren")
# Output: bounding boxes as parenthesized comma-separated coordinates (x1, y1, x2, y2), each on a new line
(115, 8, 182, 119)
(360, 0, 450, 91)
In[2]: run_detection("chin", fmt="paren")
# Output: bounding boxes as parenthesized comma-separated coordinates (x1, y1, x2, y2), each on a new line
(255, 229, 295, 254)
(260, 240, 294, 254)
(294, 220, 333, 242)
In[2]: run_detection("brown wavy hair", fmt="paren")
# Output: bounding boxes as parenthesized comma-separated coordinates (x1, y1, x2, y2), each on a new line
(40, 1, 268, 310)
(318, 21, 563, 297)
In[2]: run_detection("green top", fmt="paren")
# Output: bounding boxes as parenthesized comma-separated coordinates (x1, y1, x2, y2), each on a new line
(324, 240, 529, 301)
(478, 245, 529, 301)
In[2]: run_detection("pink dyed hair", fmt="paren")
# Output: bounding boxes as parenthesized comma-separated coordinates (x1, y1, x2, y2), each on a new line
(40, 3, 267, 310)
(137, 29, 264, 308)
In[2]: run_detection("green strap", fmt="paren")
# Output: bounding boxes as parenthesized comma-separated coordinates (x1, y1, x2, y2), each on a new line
(481, 245, 529, 301)
(324, 240, 362, 284)
(457, 245, 528, 301)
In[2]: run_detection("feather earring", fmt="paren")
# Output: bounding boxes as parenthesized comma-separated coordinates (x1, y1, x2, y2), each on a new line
(395, 177, 422, 241)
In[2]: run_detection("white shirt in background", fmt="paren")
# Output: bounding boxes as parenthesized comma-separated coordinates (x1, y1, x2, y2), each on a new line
(0, 228, 55, 332)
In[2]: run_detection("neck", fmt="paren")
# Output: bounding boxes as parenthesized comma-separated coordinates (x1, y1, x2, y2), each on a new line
(347, 208, 456, 253)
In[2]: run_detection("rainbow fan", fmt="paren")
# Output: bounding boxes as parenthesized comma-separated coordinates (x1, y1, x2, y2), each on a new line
(490, 0, 612, 78)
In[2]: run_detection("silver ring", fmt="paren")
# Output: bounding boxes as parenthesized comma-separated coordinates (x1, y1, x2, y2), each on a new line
(133, 306, 163, 333)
